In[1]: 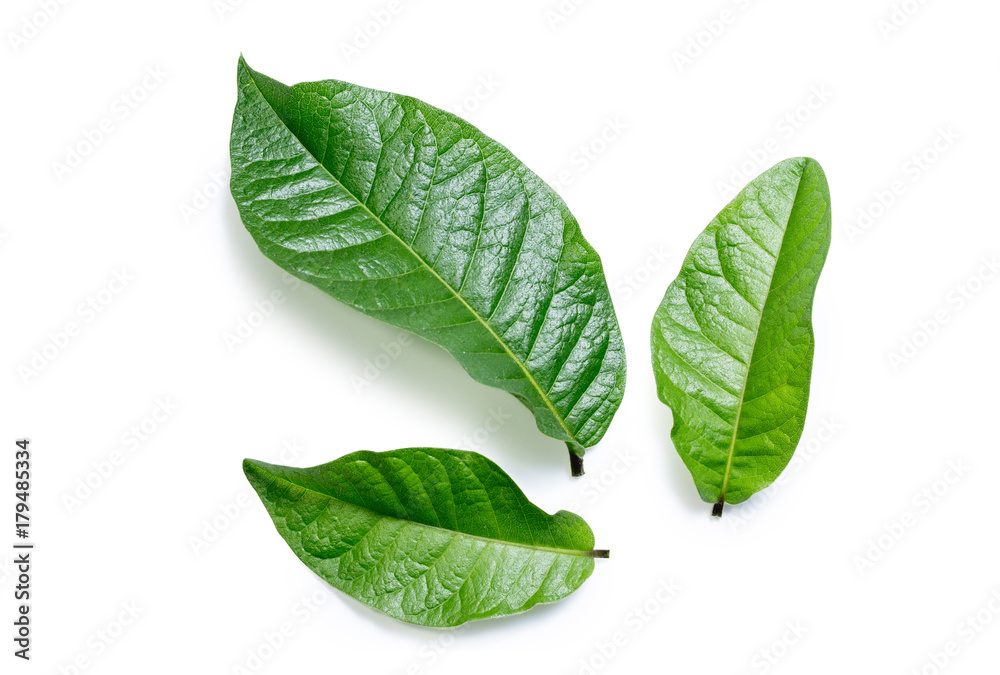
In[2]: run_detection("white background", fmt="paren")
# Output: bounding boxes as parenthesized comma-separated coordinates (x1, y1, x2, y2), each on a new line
(3, 0, 999, 673)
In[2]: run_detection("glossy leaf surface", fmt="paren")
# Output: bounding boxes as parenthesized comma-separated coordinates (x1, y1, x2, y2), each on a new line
(230, 58, 625, 471)
(244, 448, 605, 627)
(650, 158, 831, 515)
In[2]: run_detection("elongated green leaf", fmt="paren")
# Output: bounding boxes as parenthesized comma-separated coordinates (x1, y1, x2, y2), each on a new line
(244, 448, 606, 627)
(229, 58, 625, 473)
(651, 158, 831, 516)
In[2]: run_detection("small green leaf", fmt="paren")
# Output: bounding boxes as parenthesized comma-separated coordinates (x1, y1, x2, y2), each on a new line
(229, 58, 626, 473)
(244, 448, 607, 627)
(650, 158, 831, 516)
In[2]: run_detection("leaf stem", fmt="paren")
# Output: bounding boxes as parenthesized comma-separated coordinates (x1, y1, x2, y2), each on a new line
(589, 549, 610, 559)
(568, 443, 584, 477)
(712, 497, 725, 518)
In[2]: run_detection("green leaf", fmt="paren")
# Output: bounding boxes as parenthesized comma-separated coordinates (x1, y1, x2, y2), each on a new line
(650, 158, 831, 516)
(243, 448, 607, 627)
(229, 57, 625, 473)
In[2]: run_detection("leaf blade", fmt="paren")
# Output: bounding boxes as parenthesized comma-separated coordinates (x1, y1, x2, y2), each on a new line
(651, 157, 831, 513)
(229, 58, 626, 467)
(244, 448, 603, 627)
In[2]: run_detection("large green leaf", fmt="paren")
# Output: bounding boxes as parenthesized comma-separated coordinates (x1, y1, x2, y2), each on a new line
(244, 448, 607, 627)
(229, 58, 625, 474)
(650, 158, 831, 516)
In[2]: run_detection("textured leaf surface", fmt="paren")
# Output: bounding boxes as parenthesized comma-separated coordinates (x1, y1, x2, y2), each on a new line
(244, 448, 604, 627)
(650, 158, 831, 515)
(229, 58, 625, 470)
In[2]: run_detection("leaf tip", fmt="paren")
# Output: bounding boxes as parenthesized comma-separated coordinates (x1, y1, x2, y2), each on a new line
(236, 54, 255, 80)
(783, 156, 827, 182)
(782, 155, 815, 167)
(242, 457, 271, 487)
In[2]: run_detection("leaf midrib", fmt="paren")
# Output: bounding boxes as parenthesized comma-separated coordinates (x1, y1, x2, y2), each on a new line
(252, 461, 599, 558)
(241, 62, 583, 452)
(717, 164, 812, 504)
